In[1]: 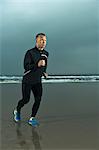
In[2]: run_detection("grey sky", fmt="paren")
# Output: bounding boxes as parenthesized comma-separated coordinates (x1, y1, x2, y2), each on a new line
(1, 0, 99, 75)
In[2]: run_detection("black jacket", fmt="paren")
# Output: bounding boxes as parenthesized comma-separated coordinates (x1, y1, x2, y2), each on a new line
(22, 46, 49, 84)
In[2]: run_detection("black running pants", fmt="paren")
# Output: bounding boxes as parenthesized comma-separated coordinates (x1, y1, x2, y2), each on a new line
(17, 82, 42, 117)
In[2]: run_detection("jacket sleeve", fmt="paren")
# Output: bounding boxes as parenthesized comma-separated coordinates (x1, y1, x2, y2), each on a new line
(43, 52, 49, 73)
(24, 50, 37, 71)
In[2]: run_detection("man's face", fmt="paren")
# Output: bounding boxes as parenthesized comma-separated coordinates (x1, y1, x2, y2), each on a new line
(36, 35, 47, 50)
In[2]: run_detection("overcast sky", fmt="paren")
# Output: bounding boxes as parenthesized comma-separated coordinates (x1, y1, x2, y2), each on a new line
(1, 0, 99, 75)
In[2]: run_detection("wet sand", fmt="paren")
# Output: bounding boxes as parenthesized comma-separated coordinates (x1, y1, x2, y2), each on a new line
(0, 82, 99, 150)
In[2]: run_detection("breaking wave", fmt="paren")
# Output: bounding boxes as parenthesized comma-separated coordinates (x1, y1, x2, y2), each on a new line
(0, 75, 99, 83)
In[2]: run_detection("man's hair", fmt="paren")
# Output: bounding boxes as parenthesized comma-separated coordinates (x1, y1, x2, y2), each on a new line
(36, 33, 46, 39)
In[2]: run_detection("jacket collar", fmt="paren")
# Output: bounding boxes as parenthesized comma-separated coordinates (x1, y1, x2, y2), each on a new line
(35, 46, 44, 53)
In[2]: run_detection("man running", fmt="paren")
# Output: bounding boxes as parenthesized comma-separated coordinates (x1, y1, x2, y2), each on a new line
(13, 33, 49, 126)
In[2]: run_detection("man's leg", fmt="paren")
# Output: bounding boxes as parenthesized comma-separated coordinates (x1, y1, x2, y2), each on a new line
(14, 82, 31, 122)
(17, 83, 31, 113)
(31, 83, 42, 117)
(28, 83, 42, 126)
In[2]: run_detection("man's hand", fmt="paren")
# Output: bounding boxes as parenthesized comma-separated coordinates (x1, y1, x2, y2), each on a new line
(38, 60, 45, 67)
(43, 72, 48, 78)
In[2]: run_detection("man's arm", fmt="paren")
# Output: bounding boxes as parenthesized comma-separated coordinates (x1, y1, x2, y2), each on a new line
(24, 50, 37, 71)
(43, 59, 47, 73)
(42, 52, 49, 78)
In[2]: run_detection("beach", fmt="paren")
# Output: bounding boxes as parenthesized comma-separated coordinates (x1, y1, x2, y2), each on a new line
(0, 82, 99, 150)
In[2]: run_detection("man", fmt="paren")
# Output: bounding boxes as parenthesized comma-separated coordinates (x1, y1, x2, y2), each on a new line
(13, 33, 49, 126)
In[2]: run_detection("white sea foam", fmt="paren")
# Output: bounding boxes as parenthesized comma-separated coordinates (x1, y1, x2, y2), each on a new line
(0, 75, 99, 83)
